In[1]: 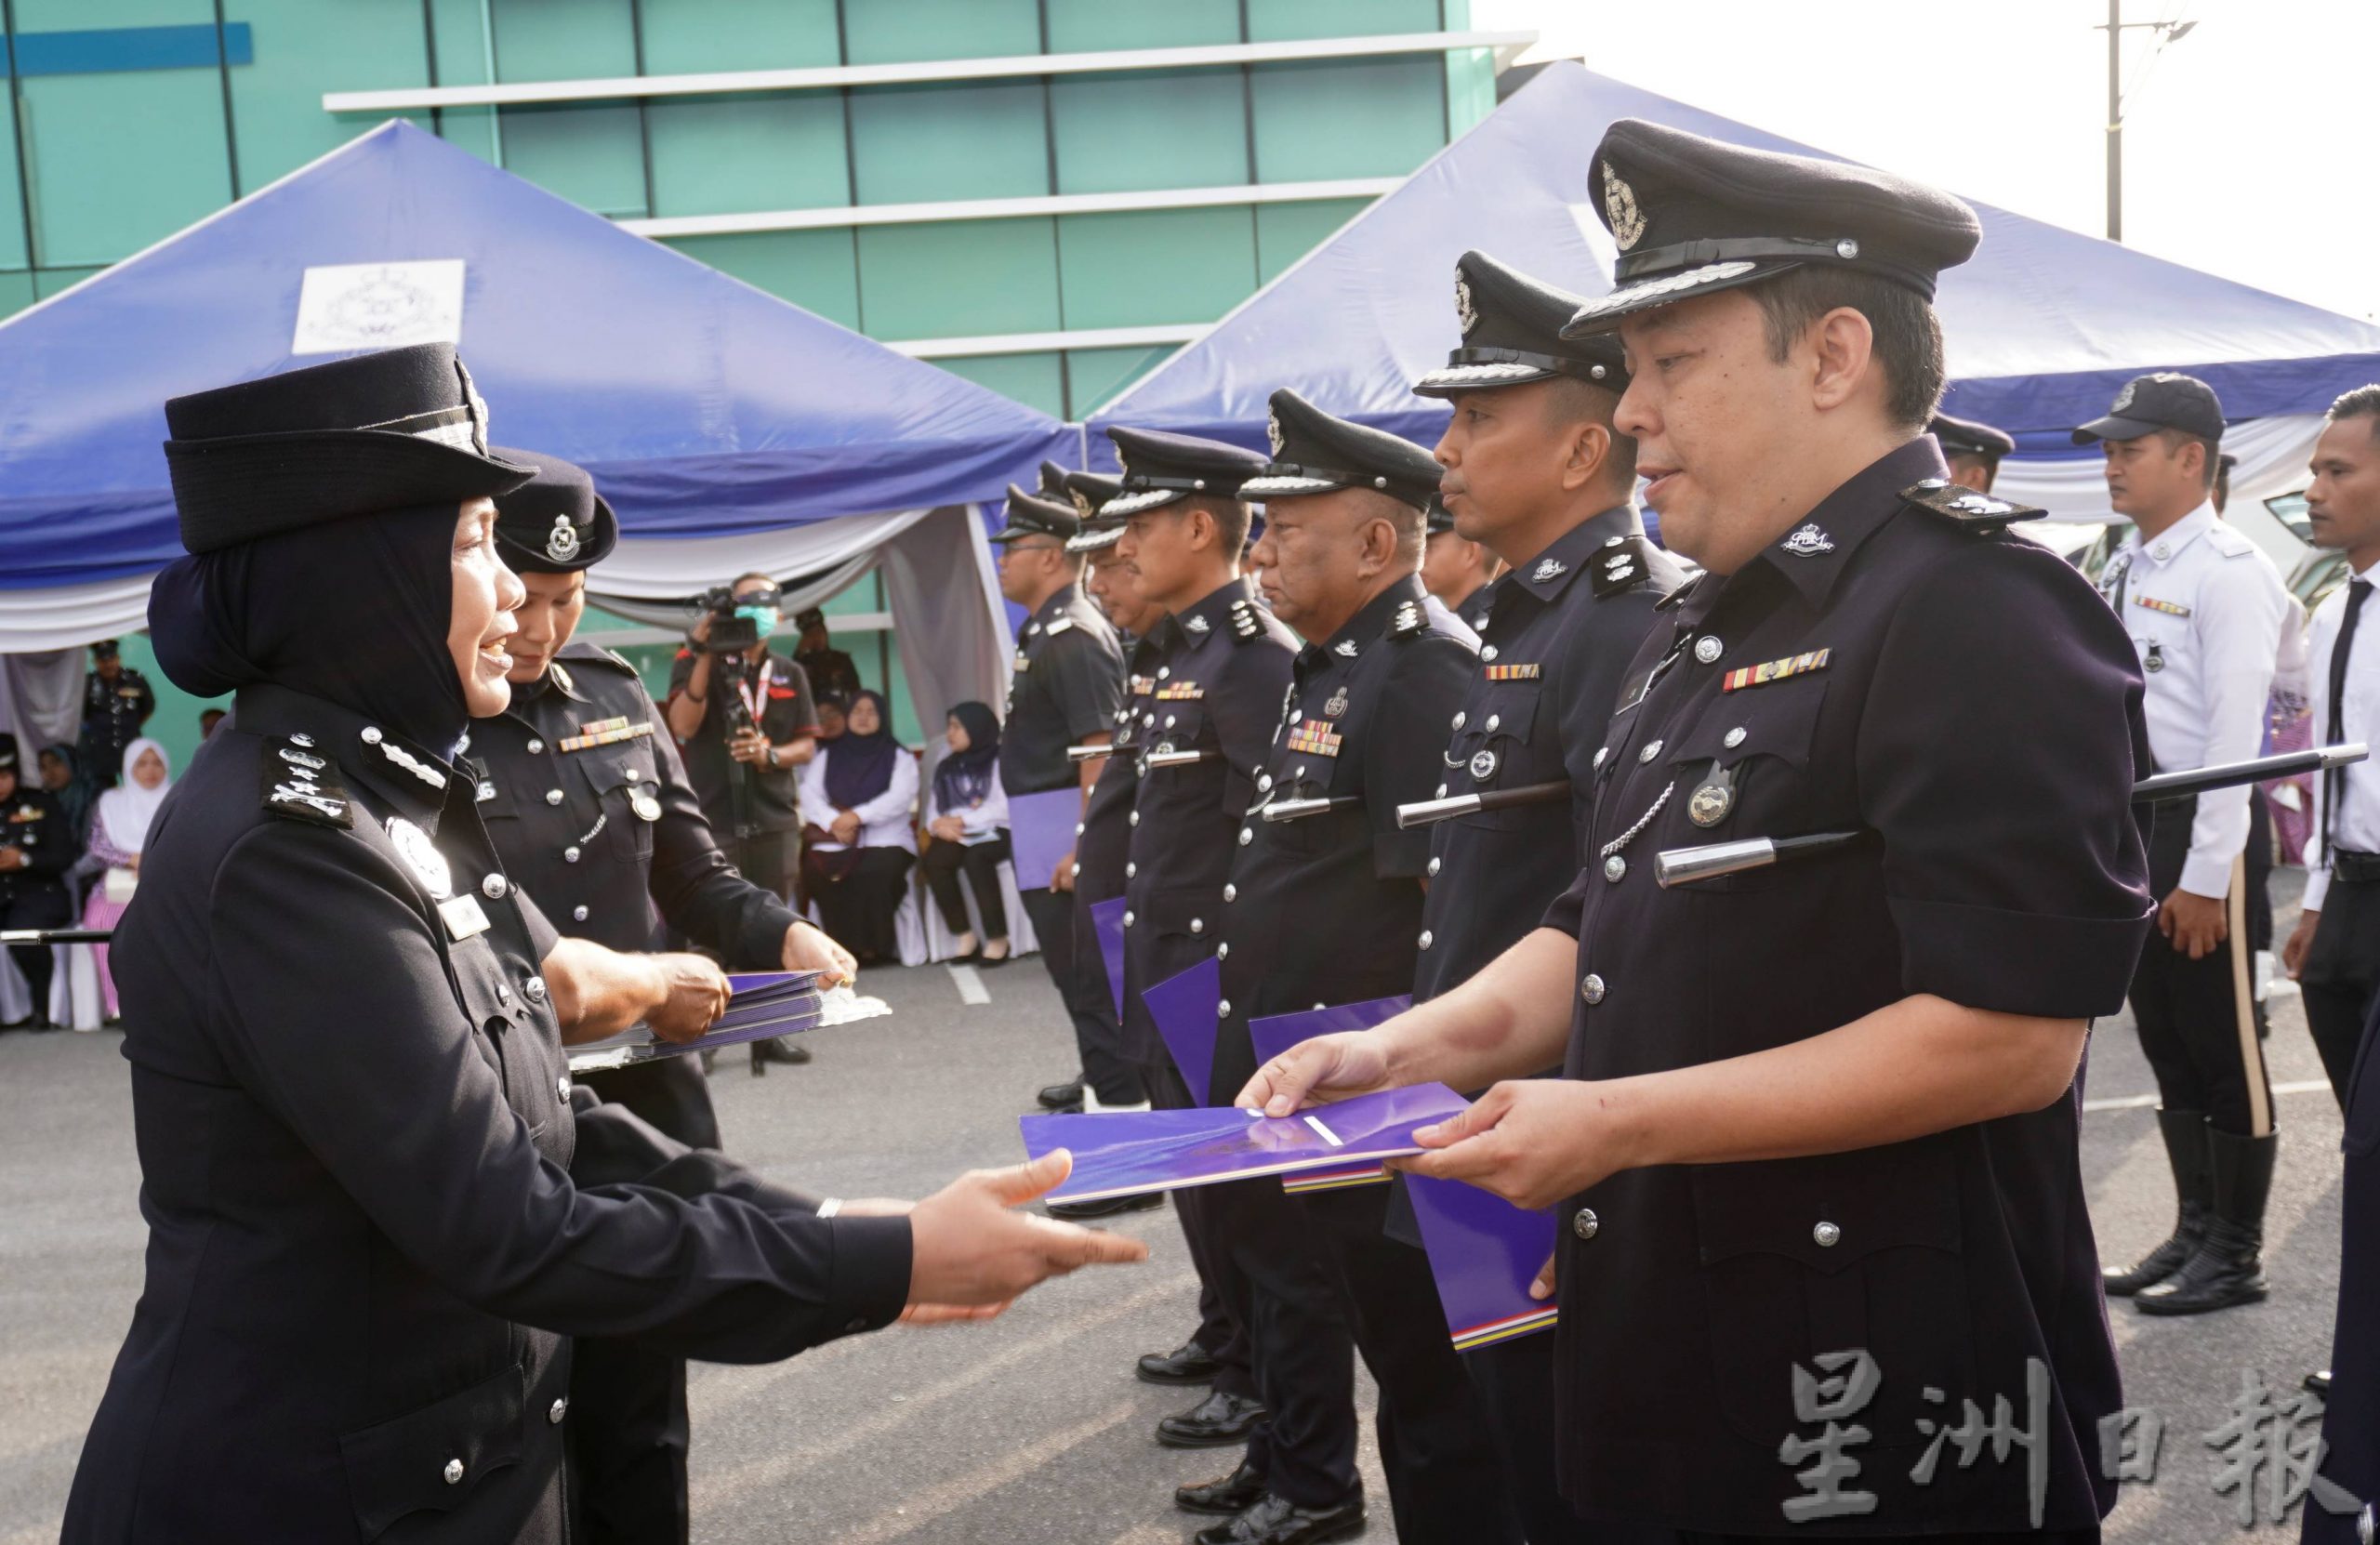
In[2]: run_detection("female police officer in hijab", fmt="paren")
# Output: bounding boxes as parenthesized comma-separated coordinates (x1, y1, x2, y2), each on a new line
(60, 344, 1141, 1544)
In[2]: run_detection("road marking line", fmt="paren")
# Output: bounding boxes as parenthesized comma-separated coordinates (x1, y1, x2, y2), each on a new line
(2083, 1077, 2331, 1114)
(947, 963, 989, 1005)
(834, 1401, 1140, 1545)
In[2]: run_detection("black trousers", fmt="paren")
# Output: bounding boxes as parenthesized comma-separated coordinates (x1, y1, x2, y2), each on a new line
(2129, 791, 2274, 1137)
(3, 886, 70, 1023)
(1669, 1532, 2098, 1545)
(1306, 1183, 1524, 1542)
(1144, 1057, 1258, 1402)
(2302, 873, 2380, 1107)
(1464, 1330, 1590, 1543)
(810, 846, 912, 962)
(1210, 1170, 1361, 1509)
(921, 834, 1011, 938)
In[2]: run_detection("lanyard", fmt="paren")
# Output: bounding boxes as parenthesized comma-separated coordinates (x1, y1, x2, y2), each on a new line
(737, 658, 773, 730)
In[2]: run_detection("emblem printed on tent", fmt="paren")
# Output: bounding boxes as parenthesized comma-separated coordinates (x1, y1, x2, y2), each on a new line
(1602, 164, 1646, 251)
(292, 259, 466, 355)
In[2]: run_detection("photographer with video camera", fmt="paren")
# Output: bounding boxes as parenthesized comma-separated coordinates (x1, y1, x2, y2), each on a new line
(666, 573, 822, 1070)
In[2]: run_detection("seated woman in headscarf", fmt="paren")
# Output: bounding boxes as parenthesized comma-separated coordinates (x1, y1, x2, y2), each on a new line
(39, 743, 95, 850)
(82, 737, 172, 1022)
(921, 702, 1012, 965)
(796, 689, 918, 965)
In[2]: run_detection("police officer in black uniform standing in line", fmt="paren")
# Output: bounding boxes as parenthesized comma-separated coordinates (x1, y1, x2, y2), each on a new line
(1929, 412, 2014, 495)
(992, 487, 1128, 1113)
(80, 640, 156, 789)
(1104, 426, 1292, 1464)
(471, 449, 862, 1545)
(60, 342, 1147, 1544)
(1187, 389, 1511, 1545)
(1408, 250, 1683, 1543)
(0, 733, 74, 1028)
(1246, 122, 2156, 1544)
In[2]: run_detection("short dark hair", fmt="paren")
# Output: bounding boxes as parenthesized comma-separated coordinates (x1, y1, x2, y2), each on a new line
(1540, 376, 1640, 488)
(2153, 428, 2219, 490)
(1750, 267, 1946, 431)
(1180, 494, 1251, 557)
(2329, 384, 2380, 438)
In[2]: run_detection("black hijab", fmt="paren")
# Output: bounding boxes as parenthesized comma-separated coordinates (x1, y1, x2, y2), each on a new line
(148, 503, 471, 755)
(933, 700, 1002, 810)
(823, 689, 900, 809)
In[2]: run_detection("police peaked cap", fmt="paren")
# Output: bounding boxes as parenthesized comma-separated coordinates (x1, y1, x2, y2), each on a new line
(1563, 119, 1981, 337)
(1063, 469, 1129, 551)
(989, 486, 1082, 545)
(163, 342, 536, 554)
(1414, 250, 1629, 398)
(489, 448, 618, 573)
(1102, 426, 1271, 517)
(1240, 389, 1443, 511)
(1928, 413, 2016, 463)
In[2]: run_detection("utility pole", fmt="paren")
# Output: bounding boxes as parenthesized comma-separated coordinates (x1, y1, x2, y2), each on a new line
(2097, 7, 2196, 244)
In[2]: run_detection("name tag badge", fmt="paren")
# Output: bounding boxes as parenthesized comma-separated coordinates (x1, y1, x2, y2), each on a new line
(439, 894, 493, 942)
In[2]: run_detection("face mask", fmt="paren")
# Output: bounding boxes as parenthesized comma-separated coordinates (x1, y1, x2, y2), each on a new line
(734, 603, 780, 639)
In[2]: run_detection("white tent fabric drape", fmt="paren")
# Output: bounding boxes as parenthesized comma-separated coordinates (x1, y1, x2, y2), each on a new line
(1, 648, 84, 764)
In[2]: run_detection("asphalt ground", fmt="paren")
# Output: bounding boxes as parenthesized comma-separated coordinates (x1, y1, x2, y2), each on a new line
(0, 867, 2353, 1543)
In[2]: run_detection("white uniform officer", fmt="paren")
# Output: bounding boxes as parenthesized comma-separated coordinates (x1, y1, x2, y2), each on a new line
(2084, 371, 2293, 1315)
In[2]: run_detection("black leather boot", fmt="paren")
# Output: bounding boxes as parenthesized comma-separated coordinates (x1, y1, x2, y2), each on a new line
(2137, 1127, 2275, 1315)
(2103, 1108, 2210, 1296)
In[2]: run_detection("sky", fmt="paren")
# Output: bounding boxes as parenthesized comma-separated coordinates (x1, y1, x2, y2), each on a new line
(1474, 0, 2379, 323)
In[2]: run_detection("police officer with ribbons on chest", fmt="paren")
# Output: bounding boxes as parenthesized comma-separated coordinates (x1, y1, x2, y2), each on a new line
(469, 448, 860, 1544)
(1245, 120, 2156, 1544)
(1185, 389, 1511, 1545)
(1404, 249, 1685, 1542)
(80, 640, 156, 789)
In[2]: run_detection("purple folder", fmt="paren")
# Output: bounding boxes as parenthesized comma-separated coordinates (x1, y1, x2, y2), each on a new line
(1248, 996, 1410, 1191)
(1090, 896, 1129, 1022)
(1006, 786, 1082, 893)
(1019, 1082, 1471, 1203)
(1405, 1174, 1559, 1351)
(1144, 956, 1221, 1105)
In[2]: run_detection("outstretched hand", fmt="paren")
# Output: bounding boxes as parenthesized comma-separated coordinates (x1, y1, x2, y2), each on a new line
(1390, 1080, 1630, 1212)
(902, 1151, 1147, 1319)
(1234, 1031, 1394, 1117)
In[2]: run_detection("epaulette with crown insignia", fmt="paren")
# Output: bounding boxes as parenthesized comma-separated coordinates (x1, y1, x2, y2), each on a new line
(1899, 479, 2040, 535)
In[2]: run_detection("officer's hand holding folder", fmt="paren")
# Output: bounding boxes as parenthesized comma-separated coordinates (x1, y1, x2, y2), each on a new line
(567, 970, 892, 1073)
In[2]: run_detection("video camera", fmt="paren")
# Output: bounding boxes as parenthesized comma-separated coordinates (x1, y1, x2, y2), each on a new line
(696, 582, 779, 655)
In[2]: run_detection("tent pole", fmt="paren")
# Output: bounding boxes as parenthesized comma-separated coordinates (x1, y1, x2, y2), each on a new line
(2105, 0, 2122, 243)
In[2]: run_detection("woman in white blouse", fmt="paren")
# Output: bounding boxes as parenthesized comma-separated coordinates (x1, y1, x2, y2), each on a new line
(796, 690, 918, 965)
(920, 701, 1012, 965)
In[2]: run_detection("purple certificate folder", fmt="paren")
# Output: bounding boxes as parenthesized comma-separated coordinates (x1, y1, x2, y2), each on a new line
(1405, 1175, 1559, 1352)
(1005, 786, 1081, 893)
(1090, 897, 1129, 1021)
(1248, 997, 1410, 1192)
(1020, 1083, 1470, 1203)
(1143, 956, 1221, 1105)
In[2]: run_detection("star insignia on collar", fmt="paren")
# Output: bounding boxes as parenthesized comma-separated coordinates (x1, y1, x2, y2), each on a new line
(1780, 523, 1836, 558)
(1453, 269, 1479, 336)
(1265, 409, 1285, 457)
(1602, 163, 1647, 251)
(1532, 558, 1567, 582)
(1186, 614, 1211, 635)
(1333, 639, 1358, 658)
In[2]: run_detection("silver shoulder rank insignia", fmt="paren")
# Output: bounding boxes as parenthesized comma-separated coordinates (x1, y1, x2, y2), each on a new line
(1900, 480, 2040, 535)
(1391, 601, 1423, 638)
(278, 746, 326, 772)
(1602, 162, 1647, 251)
(1324, 686, 1349, 718)
(1046, 615, 1076, 636)
(260, 736, 350, 828)
(1454, 268, 1479, 335)
(1333, 639, 1359, 658)
(544, 514, 580, 563)
(549, 660, 575, 695)
(1266, 410, 1285, 457)
(1186, 614, 1211, 636)
(387, 818, 455, 900)
(1532, 558, 1567, 582)
(1780, 523, 1836, 557)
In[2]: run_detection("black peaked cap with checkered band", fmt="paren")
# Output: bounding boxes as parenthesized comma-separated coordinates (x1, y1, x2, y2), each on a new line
(491, 447, 618, 573)
(1414, 249, 1628, 398)
(1062, 469, 1128, 552)
(1561, 118, 1981, 337)
(1240, 388, 1442, 509)
(988, 485, 1081, 545)
(1102, 426, 1270, 518)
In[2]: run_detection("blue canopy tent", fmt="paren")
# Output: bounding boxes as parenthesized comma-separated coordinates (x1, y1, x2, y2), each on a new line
(0, 119, 1069, 745)
(1089, 62, 2380, 545)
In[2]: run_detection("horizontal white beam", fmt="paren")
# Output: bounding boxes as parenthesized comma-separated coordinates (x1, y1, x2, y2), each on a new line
(323, 30, 1536, 112)
(888, 324, 1206, 361)
(623, 176, 1396, 239)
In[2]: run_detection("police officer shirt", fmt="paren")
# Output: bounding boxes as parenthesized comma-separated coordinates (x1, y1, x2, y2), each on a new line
(1000, 584, 1123, 796)
(2098, 501, 2290, 896)
(2302, 561, 2380, 912)
(1076, 633, 1165, 905)
(82, 663, 155, 781)
(666, 645, 820, 836)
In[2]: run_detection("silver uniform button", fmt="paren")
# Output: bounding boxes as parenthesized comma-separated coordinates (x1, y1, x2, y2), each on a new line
(1158, 667, 1171, 680)
(1165, 714, 1177, 728)
(1451, 711, 1465, 730)
(1426, 856, 1441, 877)
(1723, 727, 1747, 749)
(443, 1458, 465, 1486)
(623, 769, 639, 783)
(1485, 714, 1501, 732)
(1126, 861, 1137, 878)
(1604, 854, 1626, 882)
(564, 846, 581, 864)
(1581, 973, 1606, 1005)
(1639, 740, 1663, 763)
(1130, 811, 1140, 827)
(1694, 636, 1723, 664)
(525, 977, 548, 1003)
(362, 726, 384, 746)
(1216, 942, 1229, 960)
(573, 905, 589, 922)
(1238, 827, 1251, 846)
(1190, 918, 1204, 934)
(1123, 911, 1135, 928)
(545, 789, 564, 805)
(1418, 930, 1434, 950)
(1813, 1221, 1842, 1248)
(1223, 883, 1237, 903)
(558, 1076, 571, 1102)
(527, 738, 544, 754)
(482, 874, 509, 900)
(1258, 773, 1273, 791)
(549, 1397, 568, 1425)
(1435, 783, 1448, 799)
(1593, 746, 1608, 770)
(1573, 1208, 1599, 1240)
(497, 985, 512, 1006)
(1217, 1000, 1231, 1018)
(1481, 644, 1499, 662)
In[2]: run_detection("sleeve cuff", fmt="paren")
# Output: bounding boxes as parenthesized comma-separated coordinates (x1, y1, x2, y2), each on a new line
(735, 898, 800, 971)
(1540, 887, 1585, 941)
(825, 1214, 914, 1337)
(1890, 894, 2153, 1019)
(2304, 866, 2332, 913)
(2177, 853, 2237, 901)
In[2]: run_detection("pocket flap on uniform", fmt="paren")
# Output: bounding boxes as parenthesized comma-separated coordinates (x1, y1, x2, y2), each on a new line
(1689, 1136, 1960, 1273)
(338, 1362, 526, 1540)
(1144, 884, 1219, 943)
(1666, 677, 1828, 772)
(1473, 681, 1541, 747)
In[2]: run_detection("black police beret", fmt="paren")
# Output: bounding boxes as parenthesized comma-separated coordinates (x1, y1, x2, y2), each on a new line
(1564, 119, 1982, 337)
(1104, 426, 1271, 516)
(1414, 250, 1628, 398)
(1240, 389, 1442, 511)
(2073, 373, 2226, 445)
(92, 638, 121, 658)
(163, 343, 536, 554)
(990, 486, 1082, 545)
(1929, 413, 2015, 462)
(491, 448, 618, 574)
